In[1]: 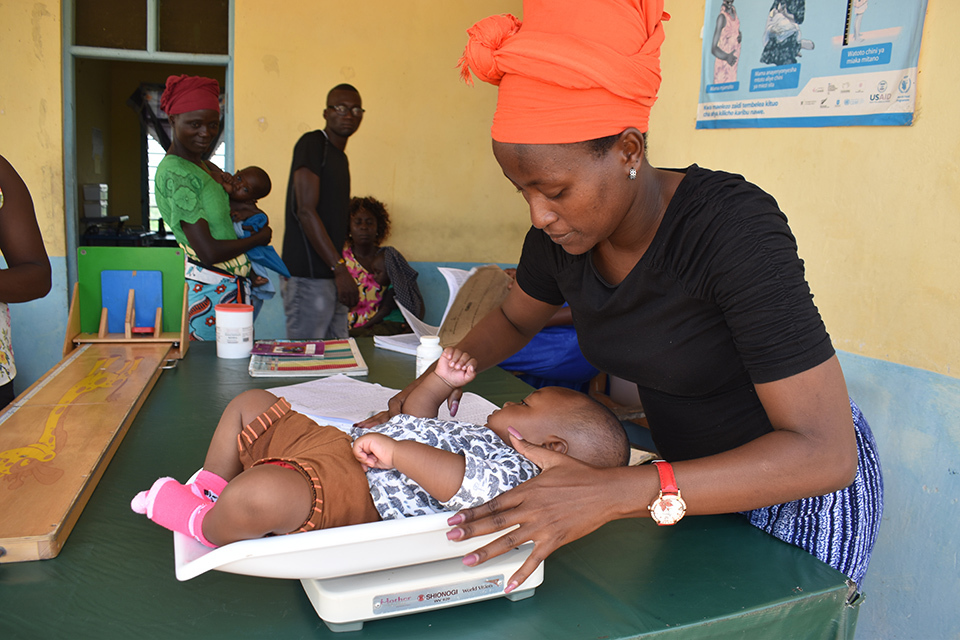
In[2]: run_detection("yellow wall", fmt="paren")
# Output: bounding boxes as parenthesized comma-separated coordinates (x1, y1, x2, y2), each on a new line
(233, 0, 528, 266)
(0, 0, 956, 377)
(0, 0, 65, 257)
(234, 0, 957, 377)
(649, 1, 958, 377)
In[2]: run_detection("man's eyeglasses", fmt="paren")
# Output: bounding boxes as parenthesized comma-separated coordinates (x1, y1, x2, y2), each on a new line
(327, 104, 365, 117)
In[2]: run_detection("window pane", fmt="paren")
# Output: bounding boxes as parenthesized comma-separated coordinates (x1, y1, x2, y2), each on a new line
(75, 0, 147, 50)
(210, 141, 226, 170)
(147, 137, 228, 233)
(159, 0, 229, 55)
(147, 137, 165, 232)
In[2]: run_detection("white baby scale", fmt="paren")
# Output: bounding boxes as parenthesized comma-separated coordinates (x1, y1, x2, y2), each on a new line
(173, 513, 542, 632)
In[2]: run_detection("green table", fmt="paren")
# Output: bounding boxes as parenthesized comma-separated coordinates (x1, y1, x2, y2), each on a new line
(0, 341, 857, 639)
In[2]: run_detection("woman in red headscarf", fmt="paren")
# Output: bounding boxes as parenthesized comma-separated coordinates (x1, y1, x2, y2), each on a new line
(154, 75, 273, 340)
(359, 0, 882, 597)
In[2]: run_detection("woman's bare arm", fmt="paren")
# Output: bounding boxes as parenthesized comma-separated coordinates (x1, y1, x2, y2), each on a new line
(449, 355, 858, 591)
(354, 285, 559, 428)
(0, 155, 51, 303)
(181, 217, 271, 266)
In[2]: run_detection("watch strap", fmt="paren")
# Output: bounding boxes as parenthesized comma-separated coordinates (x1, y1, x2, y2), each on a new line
(653, 460, 679, 495)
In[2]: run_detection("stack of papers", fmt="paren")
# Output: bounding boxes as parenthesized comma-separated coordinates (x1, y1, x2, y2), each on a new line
(266, 374, 499, 431)
(373, 265, 511, 355)
(373, 333, 420, 356)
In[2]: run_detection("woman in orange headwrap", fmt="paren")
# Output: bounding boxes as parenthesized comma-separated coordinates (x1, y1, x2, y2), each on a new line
(154, 75, 273, 340)
(360, 0, 882, 596)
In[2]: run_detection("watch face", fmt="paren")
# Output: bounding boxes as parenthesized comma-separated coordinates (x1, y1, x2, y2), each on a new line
(650, 494, 686, 525)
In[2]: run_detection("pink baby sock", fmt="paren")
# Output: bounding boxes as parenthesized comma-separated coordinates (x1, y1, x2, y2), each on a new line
(131, 477, 217, 547)
(190, 469, 229, 502)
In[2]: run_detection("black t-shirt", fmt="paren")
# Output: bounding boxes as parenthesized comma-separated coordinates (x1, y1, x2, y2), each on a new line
(516, 165, 835, 461)
(281, 130, 351, 279)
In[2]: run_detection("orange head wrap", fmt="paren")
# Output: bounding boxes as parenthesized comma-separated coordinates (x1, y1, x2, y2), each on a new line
(160, 75, 221, 116)
(458, 0, 669, 144)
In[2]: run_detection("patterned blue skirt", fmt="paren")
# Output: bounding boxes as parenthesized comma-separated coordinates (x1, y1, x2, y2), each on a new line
(185, 261, 252, 342)
(744, 399, 883, 587)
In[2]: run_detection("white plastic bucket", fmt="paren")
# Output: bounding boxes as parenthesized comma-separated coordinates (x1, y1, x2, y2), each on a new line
(215, 303, 254, 358)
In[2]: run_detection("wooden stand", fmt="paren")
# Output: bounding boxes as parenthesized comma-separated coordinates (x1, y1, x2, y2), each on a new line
(0, 248, 195, 562)
(1, 278, 190, 562)
(63, 281, 190, 360)
(95, 288, 165, 339)
(0, 341, 172, 562)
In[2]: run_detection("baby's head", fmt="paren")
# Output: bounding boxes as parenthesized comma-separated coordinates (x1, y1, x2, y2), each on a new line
(370, 252, 389, 287)
(227, 165, 271, 202)
(486, 387, 629, 468)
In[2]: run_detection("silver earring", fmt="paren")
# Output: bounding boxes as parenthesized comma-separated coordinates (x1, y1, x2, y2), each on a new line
(629, 167, 637, 180)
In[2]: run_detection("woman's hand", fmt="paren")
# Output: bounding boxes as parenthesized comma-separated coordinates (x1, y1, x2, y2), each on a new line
(251, 224, 272, 247)
(446, 431, 636, 593)
(183, 217, 270, 266)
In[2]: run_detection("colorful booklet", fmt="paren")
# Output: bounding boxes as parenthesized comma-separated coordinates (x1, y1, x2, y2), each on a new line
(251, 340, 325, 357)
(248, 338, 367, 378)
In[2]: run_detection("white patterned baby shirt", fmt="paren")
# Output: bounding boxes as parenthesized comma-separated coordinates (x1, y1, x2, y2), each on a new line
(350, 414, 539, 520)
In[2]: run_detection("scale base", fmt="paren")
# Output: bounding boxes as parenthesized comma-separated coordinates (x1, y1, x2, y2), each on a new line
(301, 546, 542, 632)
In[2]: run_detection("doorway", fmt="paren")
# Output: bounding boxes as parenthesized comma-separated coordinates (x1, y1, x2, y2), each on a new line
(63, 0, 233, 289)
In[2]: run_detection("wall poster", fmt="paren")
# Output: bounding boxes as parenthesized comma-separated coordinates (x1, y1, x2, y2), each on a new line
(697, 0, 929, 129)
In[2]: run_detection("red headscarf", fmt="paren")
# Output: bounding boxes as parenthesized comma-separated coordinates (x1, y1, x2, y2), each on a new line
(458, 0, 669, 143)
(160, 75, 221, 116)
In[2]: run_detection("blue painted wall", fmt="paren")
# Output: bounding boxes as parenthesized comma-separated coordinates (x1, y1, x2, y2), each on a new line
(7, 256, 69, 396)
(838, 352, 960, 639)
(8, 260, 959, 638)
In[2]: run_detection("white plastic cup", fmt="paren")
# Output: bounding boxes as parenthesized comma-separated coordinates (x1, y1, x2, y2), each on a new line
(215, 303, 254, 358)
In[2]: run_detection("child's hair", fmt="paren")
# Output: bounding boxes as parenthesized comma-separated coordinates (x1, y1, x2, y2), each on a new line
(238, 165, 272, 199)
(560, 392, 631, 468)
(349, 196, 391, 244)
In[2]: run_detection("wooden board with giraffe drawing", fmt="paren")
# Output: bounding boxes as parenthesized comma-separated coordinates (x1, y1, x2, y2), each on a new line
(0, 342, 171, 562)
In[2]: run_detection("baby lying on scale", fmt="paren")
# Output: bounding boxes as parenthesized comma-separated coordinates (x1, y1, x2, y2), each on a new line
(131, 348, 629, 547)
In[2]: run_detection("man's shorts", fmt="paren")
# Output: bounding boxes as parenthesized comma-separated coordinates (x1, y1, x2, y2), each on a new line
(237, 397, 381, 532)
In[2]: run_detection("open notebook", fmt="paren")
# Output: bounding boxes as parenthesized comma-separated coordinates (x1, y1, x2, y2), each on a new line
(265, 373, 497, 429)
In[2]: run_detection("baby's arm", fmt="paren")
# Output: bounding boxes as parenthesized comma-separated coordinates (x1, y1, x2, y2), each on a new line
(353, 433, 465, 501)
(231, 200, 264, 223)
(400, 348, 477, 418)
